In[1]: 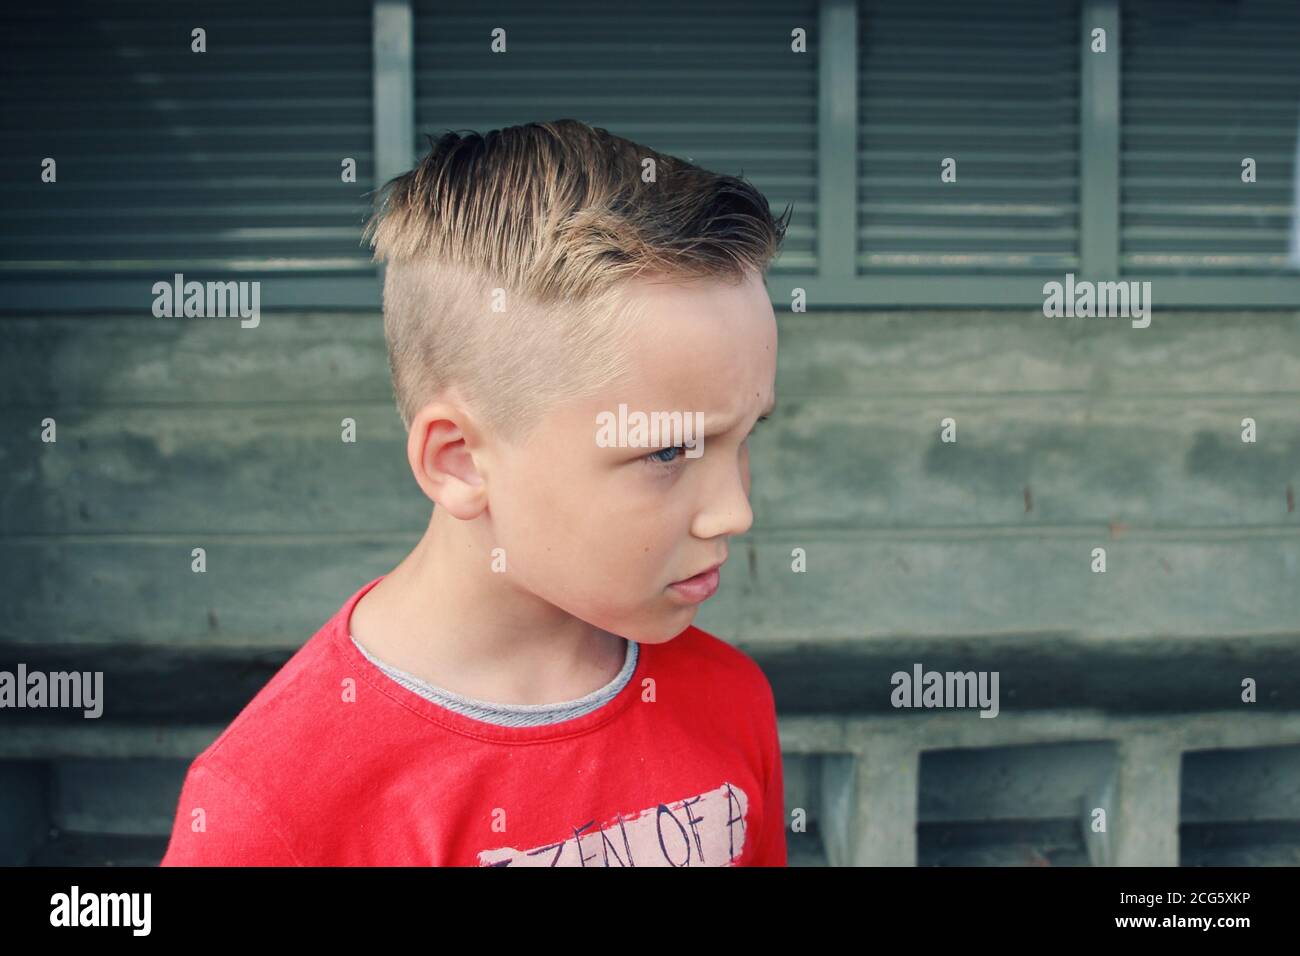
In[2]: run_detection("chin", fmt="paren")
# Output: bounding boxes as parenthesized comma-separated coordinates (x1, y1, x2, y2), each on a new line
(600, 619, 679, 645)
(638, 614, 699, 645)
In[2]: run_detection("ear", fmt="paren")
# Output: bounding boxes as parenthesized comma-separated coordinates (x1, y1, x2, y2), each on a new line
(406, 400, 489, 519)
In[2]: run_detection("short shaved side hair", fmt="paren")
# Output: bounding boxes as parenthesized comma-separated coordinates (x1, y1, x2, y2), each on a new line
(364, 118, 790, 443)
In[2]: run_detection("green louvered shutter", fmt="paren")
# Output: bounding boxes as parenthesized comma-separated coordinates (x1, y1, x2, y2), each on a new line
(1121, 0, 1300, 275)
(857, 0, 1082, 273)
(0, 0, 375, 277)
(412, 0, 817, 275)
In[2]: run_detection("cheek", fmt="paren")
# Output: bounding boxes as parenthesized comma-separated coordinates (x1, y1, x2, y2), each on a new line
(491, 466, 572, 559)
(516, 468, 617, 564)
(500, 461, 681, 589)
(569, 502, 678, 595)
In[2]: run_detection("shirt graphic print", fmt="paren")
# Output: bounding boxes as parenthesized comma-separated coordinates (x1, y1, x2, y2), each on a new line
(478, 780, 750, 866)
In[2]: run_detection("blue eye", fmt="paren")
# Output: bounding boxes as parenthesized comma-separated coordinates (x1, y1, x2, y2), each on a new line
(642, 415, 769, 468)
(645, 445, 686, 465)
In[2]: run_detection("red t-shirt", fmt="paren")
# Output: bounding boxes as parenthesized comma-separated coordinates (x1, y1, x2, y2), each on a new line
(160, 575, 787, 866)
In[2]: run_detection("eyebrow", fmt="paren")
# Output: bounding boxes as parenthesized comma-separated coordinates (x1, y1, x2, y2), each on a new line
(704, 395, 777, 434)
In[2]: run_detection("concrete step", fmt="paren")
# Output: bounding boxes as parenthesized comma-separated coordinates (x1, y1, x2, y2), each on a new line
(3, 715, 1298, 866)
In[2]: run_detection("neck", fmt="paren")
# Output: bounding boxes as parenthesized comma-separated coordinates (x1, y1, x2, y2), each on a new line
(349, 507, 627, 705)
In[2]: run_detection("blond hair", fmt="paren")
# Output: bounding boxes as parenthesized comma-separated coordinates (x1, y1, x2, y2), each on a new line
(363, 119, 790, 443)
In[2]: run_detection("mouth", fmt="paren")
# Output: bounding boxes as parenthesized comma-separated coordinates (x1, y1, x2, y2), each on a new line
(668, 558, 726, 604)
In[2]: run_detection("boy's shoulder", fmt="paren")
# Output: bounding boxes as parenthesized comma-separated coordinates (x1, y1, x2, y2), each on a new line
(192, 632, 335, 776)
(188, 579, 368, 779)
(667, 622, 776, 710)
(655, 624, 774, 728)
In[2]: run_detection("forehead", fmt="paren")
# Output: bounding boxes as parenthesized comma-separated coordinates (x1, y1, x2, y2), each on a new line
(611, 271, 777, 413)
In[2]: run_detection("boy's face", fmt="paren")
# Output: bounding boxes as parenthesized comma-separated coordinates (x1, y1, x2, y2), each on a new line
(485, 268, 777, 644)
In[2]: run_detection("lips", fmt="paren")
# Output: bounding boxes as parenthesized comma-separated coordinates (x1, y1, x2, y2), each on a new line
(668, 557, 727, 604)
(673, 558, 726, 585)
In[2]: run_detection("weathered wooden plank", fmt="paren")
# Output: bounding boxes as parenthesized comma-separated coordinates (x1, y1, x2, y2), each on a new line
(0, 313, 388, 407)
(3, 310, 1298, 410)
(773, 310, 1300, 396)
(3, 396, 1297, 533)
(725, 531, 1300, 642)
(0, 536, 405, 647)
(2, 532, 1295, 649)
(748, 395, 1300, 528)
(0, 534, 749, 648)
(0, 404, 424, 533)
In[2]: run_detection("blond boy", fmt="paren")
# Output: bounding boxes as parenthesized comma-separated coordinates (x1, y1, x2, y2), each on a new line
(161, 119, 790, 866)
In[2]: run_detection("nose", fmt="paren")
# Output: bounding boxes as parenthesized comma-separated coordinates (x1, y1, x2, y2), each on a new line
(690, 444, 754, 540)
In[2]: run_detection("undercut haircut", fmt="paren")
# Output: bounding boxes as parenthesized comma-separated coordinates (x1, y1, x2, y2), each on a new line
(364, 118, 790, 443)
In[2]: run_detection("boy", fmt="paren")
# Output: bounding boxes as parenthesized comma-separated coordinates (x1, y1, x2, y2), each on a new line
(160, 119, 791, 866)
